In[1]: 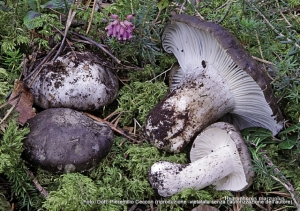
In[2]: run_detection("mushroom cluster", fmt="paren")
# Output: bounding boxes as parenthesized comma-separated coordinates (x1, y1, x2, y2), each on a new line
(145, 14, 284, 153)
(23, 51, 118, 173)
(147, 14, 284, 196)
(105, 14, 135, 41)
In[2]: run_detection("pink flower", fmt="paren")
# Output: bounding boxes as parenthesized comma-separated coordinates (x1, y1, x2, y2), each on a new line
(105, 14, 135, 41)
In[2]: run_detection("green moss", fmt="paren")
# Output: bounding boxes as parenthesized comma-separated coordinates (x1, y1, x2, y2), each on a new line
(42, 173, 99, 211)
(0, 68, 11, 104)
(0, 121, 29, 173)
(116, 81, 168, 126)
(86, 136, 188, 210)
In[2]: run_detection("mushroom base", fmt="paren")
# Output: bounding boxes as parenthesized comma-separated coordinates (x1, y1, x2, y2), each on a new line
(145, 71, 234, 152)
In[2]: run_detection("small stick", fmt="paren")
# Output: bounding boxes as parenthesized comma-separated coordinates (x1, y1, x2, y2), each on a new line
(86, 0, 97, 34)
(0, 93, 21, 125)
(253, 202, 269, 211)
(276, 0, 292, 27)
(85, 112, 138, 143)
(255, 31, 274, 81)
(21, 54, 27, 80)
(252, 56, 274, 65)
(52, 0, 82, 62)
(28, 49, 56, 88)
(51, 25, 75, 55)
(260, 191, 290, 197)
(27, 170, 49, 198)
(24, 43, 59, 82)
(71, 31, 121, 64)
(103, 110, 120, 121)
(262, 153, 300, 209)
(129, 204, 137, 211)
(0, 104, 17, 125)
(133, 118, 142, 135)
(148, 66, 171, 82)
(111, 113, 122, 126)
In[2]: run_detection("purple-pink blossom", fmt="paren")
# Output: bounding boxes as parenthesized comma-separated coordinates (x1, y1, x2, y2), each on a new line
(105, 14, 135, 41)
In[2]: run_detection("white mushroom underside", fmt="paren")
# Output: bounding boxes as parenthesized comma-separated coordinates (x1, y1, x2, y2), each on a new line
(190, 127, 247, 190)
(163, 22, 282, 135)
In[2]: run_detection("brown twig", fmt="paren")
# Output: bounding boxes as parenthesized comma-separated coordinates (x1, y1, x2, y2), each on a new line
(129, 204, 137, 211)
(252, 56, 274, 65)
(260, 191, 291, 198)
(51, 24, 77, 58)
(276, 0, 292, 27)
(254, 31, 275, 81)
(86, 0, 97, 34)
(27, 44, 59, 88)
(27, 170, 49, 198)
(24, 43, 59, 83)
(262, 153, 300, 210)
(71, 31, 121, 64)
(0, 92, 21, 125)
(85, 112, 138, 143)
(52, 0, 82, 62)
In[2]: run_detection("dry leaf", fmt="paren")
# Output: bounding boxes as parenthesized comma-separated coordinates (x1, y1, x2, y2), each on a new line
(7, 80, 35, 125)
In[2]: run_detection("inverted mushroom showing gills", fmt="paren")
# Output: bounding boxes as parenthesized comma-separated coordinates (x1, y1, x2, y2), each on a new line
(148, 122, 254, 197)
(145, 14, 283, 152)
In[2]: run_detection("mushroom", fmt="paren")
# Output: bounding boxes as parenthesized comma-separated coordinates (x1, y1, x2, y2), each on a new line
(145, 14, 283, 152)
(26, 51, 119, 111)
(148, 122, 254, 197)
(23, 108, 114, 173)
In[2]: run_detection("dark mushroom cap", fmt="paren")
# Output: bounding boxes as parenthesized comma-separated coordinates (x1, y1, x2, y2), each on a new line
(23, 108, 114, 173)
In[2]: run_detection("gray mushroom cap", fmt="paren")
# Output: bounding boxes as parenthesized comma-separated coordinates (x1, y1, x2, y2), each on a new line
(26, 51, 119, 111)
(145, 14, 284, 152)
(23, 108, 114, 173)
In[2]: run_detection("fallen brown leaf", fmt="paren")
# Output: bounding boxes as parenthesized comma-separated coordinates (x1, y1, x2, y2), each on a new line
(7, 80, 35, 125)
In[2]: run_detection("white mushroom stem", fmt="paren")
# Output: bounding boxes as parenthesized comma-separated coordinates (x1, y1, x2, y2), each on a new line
(145, 68, 235, 152)
(149, 145, 247, 197)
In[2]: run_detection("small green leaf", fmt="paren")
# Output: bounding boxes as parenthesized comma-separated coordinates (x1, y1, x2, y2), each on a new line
(278, 135, 298, 149)
(23, 11, 40, 29)
(27, 0, 37, 10)
(157, 0, 169, 11)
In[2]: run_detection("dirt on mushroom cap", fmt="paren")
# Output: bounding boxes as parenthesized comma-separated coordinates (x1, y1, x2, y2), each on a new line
(25, 51, 119, 111)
